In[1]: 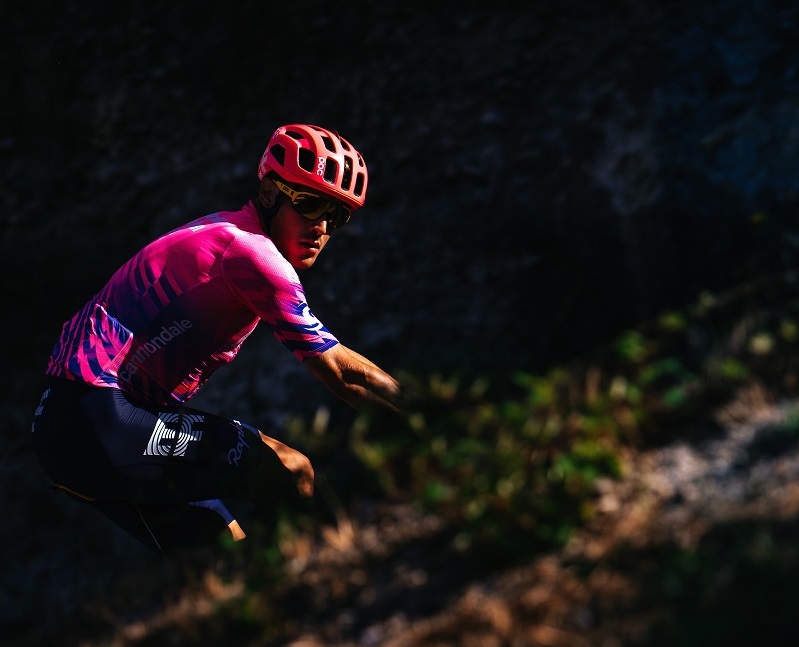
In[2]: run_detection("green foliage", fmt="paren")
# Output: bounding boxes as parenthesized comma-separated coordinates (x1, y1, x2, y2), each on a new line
(339, 278, 799, 565)
(349, 368, 626, 561)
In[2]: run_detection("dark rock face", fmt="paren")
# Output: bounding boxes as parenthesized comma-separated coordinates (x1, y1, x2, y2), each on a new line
(6, 1, 799, 388)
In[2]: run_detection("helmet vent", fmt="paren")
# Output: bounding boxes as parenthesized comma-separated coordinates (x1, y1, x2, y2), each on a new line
(269, 144, 285, 166)
(341, 157, 353, 191)
(321, 135, 337, 153)
(298, 148, 315, 173)
(286, 130, 304, 140)
(324, 159, 338, 184)
(354, 173, 365, 197)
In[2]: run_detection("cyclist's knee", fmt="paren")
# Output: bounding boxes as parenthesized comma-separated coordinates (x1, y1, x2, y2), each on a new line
(257, 433, 314, 498)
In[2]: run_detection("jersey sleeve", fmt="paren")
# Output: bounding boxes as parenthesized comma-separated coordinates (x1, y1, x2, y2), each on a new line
(222, 233, 338, 361)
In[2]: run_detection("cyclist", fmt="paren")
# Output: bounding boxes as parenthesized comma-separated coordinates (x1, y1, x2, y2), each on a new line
(31, 124, 405, 555)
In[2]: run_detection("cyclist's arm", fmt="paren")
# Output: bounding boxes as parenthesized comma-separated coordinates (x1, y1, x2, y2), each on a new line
(304, 343, 404, 413)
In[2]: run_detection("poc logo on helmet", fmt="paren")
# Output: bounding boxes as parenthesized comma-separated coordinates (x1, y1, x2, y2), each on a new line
(317, 156, 325, 176)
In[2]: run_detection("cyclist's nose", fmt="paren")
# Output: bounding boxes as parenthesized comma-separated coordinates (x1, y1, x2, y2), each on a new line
(310, 217, 329, 236)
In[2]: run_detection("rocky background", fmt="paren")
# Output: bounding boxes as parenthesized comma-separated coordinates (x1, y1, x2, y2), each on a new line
(3, 0, 799, 645)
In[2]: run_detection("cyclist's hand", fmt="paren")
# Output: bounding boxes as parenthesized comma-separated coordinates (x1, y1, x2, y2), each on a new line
(259, 432, 315, 498)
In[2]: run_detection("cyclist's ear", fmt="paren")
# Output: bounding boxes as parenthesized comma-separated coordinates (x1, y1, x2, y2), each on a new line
(257, 177, 280, 209)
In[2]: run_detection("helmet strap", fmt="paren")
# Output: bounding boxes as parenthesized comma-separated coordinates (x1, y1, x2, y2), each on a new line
(254, 198, 282, 234)
(254, 176, 284, 234)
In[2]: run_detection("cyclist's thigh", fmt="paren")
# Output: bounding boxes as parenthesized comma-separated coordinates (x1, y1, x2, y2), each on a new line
(31, 379, 124, 497)
(80, 388, 274, 504)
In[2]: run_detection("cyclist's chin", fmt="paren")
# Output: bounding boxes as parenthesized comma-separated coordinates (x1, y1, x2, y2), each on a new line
(291, 250, 320, 270)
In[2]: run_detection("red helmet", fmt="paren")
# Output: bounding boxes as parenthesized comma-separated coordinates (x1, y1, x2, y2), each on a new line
(257, 124, 368, 211)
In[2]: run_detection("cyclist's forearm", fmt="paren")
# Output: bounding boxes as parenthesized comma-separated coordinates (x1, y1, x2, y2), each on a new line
(306, 344, 405, 413)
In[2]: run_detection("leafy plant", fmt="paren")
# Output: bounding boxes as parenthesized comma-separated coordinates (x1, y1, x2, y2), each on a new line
(341, 278, 799, 563)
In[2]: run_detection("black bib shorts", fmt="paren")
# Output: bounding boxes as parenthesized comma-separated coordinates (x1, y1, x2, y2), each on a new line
(31, 378, 294, 554)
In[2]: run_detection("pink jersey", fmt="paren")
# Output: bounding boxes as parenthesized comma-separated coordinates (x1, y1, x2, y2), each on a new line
(46, 202, 339, 406)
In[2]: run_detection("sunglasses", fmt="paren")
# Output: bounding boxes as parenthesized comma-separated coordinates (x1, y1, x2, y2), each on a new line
(273, 179, 352, 230)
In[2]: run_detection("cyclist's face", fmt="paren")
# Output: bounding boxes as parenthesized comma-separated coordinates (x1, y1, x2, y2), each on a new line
(270, 201, 331, 270)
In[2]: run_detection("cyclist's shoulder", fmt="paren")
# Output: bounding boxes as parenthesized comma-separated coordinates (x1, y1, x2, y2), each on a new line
(167, 207, 249, 238)
(219, 207, 292, 267)
(141, 205, 266, 259)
